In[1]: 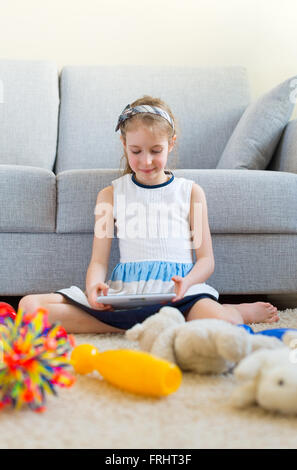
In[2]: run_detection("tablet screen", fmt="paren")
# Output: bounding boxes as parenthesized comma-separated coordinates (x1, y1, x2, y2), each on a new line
(96, 293, 176, 308)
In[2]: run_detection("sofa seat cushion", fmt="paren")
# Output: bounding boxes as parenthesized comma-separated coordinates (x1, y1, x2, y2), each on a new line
(191, 169, 297, 233)
(56, 169, 297, 235)
(0, 165, 56, 232)
(56, 169, 121, 233)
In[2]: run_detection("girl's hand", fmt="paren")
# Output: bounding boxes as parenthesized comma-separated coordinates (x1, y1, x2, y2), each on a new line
(171, 276, 189, 302)
(87, 283, 114, 311)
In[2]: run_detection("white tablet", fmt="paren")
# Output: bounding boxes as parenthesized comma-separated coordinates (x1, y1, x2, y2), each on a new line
(96, 293, 176, 308)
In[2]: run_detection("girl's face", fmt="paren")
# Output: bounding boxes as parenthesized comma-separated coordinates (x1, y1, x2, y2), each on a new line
(121, 126, 176, 185)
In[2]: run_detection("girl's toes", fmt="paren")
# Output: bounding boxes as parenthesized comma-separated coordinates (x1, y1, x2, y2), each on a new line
(266, 316, 278, 323)
(268, 305, 278, 313)
(266, 303, 277, 310)
(264, 311, 279, 323)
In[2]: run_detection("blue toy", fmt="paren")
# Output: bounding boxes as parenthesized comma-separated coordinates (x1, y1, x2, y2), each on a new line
(238, 324, 297, 341)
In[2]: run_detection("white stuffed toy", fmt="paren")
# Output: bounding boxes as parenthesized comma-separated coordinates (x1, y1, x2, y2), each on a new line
(125, 306, 288, 375)
(231, 345, 297, 414)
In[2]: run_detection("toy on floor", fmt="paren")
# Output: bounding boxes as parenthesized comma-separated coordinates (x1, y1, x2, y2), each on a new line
(71, 344, 182, 397)
(126, 307, 297, 375)
(0, 302, 17, 324)
(0, 307, 75, 412)
(231, 347, 297, 415)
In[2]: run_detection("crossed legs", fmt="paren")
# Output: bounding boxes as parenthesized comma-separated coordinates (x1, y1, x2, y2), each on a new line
(18, 293, 279, 334)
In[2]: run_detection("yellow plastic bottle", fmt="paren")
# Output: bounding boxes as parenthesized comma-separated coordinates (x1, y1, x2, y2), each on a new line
(71, 344, 182, 397)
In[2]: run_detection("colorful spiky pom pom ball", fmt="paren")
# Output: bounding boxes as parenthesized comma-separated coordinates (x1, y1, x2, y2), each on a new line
(0, 306, 75, 412)
(0, 302, 16, 324)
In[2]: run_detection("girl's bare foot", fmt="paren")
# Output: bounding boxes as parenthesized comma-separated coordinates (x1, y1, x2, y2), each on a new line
(222, 302, 279, 324)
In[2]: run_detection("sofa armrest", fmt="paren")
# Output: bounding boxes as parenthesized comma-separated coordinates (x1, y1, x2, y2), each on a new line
(267, 119, 297, 173)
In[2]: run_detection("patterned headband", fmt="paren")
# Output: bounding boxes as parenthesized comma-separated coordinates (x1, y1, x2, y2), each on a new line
(115, 104, 175, 133)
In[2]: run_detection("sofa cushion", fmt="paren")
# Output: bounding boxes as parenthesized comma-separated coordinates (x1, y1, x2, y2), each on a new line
(216, 76, 297, 170)
(56, 169, 297, 234)
(194, 169, 297, 233)
(0, 60, 59, 169)
(56, 65, 250, 172)
(0, 166, 56, 232)
(56, 169, 122, 233)
(267, 119, 297, 174)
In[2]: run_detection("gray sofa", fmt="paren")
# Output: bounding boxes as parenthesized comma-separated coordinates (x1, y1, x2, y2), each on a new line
(0, 60, 296, 299)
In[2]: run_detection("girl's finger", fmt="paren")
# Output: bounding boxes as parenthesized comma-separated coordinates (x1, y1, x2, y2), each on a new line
(95, 303, 113, 310)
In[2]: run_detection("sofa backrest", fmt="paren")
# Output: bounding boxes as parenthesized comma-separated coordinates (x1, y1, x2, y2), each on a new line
(0, 60, 59, 169)
(55, 65, 250, 173)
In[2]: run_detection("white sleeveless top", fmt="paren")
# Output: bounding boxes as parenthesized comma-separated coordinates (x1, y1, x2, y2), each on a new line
(107, 171, 219, 299)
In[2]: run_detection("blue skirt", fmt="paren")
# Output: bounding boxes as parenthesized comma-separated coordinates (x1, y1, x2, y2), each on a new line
(56, 291, 219, 330)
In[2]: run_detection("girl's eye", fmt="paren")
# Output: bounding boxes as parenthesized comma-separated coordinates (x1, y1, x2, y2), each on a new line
(131, 151, 161, 155)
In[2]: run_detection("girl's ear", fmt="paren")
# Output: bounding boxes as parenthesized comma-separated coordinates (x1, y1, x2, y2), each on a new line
(120, 135, 126, 149)
(168, 134, 176, 153)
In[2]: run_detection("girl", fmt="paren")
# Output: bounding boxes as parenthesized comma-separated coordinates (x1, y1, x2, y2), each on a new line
(19, 96, 279, 333)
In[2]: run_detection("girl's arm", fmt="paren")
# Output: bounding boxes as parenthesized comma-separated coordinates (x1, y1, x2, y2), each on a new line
(85, 185, 114, 298)
(184, 183, 215, 288)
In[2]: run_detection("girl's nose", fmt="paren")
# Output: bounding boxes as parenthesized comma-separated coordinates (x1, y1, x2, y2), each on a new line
(143, 155, 153, 164)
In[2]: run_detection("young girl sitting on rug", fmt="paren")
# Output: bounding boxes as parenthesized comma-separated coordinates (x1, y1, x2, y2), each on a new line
(19, 96, 279, 333)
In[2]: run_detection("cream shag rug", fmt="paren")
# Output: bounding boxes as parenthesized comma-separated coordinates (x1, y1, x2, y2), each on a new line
(1, 307, 297, 450)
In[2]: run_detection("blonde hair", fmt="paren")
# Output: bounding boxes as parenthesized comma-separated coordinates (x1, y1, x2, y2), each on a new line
(118, 95, 180, 175)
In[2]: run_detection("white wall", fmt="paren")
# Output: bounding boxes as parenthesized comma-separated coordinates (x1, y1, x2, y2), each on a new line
(1, 0, 296, 117)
